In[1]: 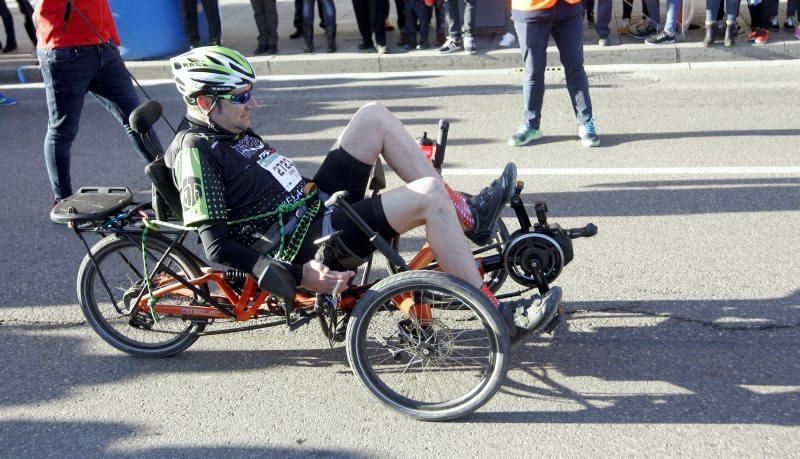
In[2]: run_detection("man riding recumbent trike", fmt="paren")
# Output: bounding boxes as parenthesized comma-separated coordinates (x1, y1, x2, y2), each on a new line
(51, 46, 597, 421)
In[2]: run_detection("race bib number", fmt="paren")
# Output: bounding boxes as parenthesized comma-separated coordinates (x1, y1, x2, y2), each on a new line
(257, 154, 302, 191)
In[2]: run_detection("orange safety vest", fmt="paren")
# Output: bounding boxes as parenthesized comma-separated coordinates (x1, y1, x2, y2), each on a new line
(511, 0, 581, 11)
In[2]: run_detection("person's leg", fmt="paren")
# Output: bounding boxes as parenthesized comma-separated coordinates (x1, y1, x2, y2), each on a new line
(704, 0, 722, 44)
(404, 2, 417, 46)
(396, 0, 406, 30)
(181, 0, 201, 46)
(202, 0, 222, 44)
(596, 0, 612, 38)
(419, 4, 432, 45)
(320, 0, 336, 51)
(514, 20, 551, 130)
(16, 0, 36, 46)
(663, 0, 680, 34)
(445, 0, 462, 40)
(748, 1, 765, 29)
(352, 0, 374, 44)
(551, 10, 593, 125)
(39, 47, 96, 200)
(338, 103, 438, 183)
(372, 0, 389, 46)
(90, 45, 158, 165)
(264, 0, 279, 49)
(294, 0, 303, 30)
(622, 0, 633, 19)
(250, 0, 269, 49)
(0, 1, 16, 51)
(463, 0, 476, 37)
(643, 0, 660, 30)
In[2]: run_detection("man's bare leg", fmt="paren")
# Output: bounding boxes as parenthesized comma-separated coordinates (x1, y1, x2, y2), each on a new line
(337, 102, 438, 182)
(378, 178, 484, 288)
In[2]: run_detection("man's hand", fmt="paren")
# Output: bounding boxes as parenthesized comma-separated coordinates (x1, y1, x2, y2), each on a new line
(300, 260, 354, 294)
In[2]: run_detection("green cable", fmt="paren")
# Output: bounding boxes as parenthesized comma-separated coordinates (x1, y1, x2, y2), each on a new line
(139, 190, 321, 319)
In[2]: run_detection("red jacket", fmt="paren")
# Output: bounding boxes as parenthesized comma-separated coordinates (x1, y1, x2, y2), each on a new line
(35, 0, 120, 48)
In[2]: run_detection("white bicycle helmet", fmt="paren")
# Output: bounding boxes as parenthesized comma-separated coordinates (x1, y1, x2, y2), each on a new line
(170, 46, 256, 100)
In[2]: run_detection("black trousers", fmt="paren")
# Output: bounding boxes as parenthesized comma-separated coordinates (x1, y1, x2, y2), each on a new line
(250, 0, 278, 47)
(0, 1, 13, 48)
(405, 1, 432, 44)
(181, 0, 222, 46)
(352, 0, 390, 46)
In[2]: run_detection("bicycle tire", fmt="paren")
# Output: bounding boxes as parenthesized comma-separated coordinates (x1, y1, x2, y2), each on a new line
(388, 220, 509, 293)
(77, 234, 206, 357)
(346, 271, 510, 421)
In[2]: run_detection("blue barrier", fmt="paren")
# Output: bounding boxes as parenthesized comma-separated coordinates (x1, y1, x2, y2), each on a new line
(109, 0, 209, 61)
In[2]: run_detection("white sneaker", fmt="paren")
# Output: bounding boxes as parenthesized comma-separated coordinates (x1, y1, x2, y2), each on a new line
(499, 32, 516, 47)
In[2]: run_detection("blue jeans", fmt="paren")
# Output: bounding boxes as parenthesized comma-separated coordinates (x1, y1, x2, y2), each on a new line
(514, 3, 593, 130)
(303, 0, 335, 27)
(38, 44, 158, 200)
(444, 0, 475, 39)
(706, 0, 739, 23)
(645, 0, 681, 33)
(595, 0, 613, 38)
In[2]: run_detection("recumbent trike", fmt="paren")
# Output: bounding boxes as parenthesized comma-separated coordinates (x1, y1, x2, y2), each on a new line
(51, 100, 597, 421)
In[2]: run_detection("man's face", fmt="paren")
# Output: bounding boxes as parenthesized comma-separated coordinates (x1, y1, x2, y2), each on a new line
(204, 85, 258, 134)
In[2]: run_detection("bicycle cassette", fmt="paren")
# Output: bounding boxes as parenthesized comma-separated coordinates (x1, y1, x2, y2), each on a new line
(501, 232, 567, 286)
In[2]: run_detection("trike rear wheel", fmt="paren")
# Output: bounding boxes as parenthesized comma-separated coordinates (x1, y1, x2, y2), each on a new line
(346, 271, 510, 421)
(77, 234, 206, 357)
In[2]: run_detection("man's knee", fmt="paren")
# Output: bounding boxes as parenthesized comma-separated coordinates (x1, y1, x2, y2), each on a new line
(355, 101, 391, 123)
(408, 177, 448, 210)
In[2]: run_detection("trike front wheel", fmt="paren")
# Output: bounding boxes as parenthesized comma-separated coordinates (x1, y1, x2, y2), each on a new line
(346, 271, 510, 421)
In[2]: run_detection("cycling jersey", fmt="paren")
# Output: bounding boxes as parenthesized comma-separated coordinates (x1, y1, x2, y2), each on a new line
(165, 116, 306, 247)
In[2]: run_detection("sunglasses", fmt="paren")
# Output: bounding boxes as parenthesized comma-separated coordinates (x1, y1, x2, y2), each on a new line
(216, 89, 253, 105)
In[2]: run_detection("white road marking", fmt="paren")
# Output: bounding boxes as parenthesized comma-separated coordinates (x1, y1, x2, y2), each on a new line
(441, 167, 800, 176)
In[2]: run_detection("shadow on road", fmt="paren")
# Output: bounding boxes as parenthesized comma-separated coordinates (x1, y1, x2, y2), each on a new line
(0, 420, 363, 457)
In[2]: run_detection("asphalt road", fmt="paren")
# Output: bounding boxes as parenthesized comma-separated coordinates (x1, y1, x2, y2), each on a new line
(0, 61, 799, 457)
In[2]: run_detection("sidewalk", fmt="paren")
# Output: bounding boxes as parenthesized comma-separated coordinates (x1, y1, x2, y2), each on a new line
(1, 0, 799, 84)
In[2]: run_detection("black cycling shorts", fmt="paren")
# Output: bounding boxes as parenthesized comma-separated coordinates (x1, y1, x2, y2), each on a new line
(292, 147, 398, 265)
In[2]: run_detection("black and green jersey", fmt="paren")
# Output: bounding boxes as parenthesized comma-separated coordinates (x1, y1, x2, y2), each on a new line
(164, 118, 306, 247)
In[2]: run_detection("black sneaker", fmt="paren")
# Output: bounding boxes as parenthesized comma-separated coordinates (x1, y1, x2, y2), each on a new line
(645, 30, 676, 45)
(465, 162, 517, 245)
(438, 37, 462, 53)
(500, 287, 563, 348)
(630, 25, 657, 39)
(768, 17, 780, 31)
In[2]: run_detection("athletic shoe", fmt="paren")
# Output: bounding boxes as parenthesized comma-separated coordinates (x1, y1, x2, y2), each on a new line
(578, 118, 600, 147)
(438, 37, 462, 53)
(375, 45, 388, 55)
(630, 25, 657, 39)
(0, 94, 16, 106)
(747, 28, 759, 42)
(784, 18, 796, 31)
(464, 36, 477, 54)
(618, 18, 631, 34)
(507, 124, 543, 146)
(768, 17, 780, 31)
(598, 37, 610, 46)
(465, 162, 517, 245)
(499, 32, 516, 47)
(796, 27, 800, 39)
(357, 40, 374, 50)
(500, 287, 563, 347)
(755, 28, 769, 44)
(645, 30, 676, 44)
